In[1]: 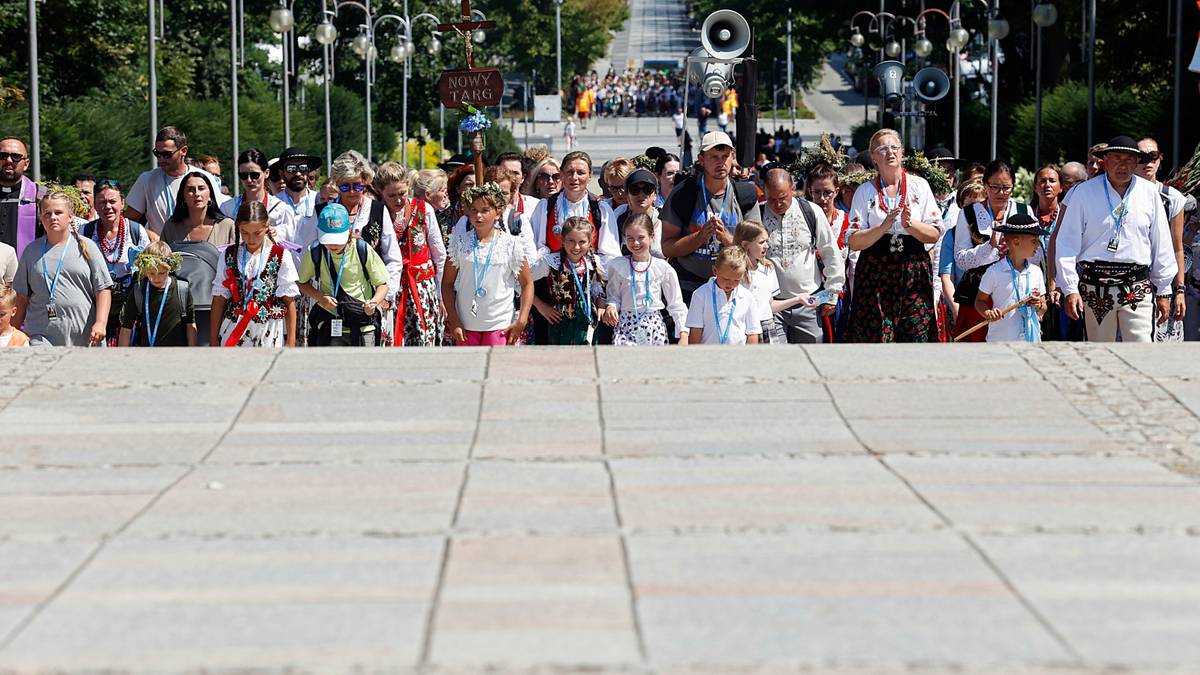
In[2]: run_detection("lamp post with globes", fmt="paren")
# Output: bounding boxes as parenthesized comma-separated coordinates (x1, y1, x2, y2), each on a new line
(269, 1, 297, 146)
(849, 10, 898, 127)
(1032, 1, 1058, 168)
(986, 0, 1009, 160)
(314, 9, 338, 175)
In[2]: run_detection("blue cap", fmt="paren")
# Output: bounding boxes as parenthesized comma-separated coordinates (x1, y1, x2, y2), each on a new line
(318, 203, 351, 245)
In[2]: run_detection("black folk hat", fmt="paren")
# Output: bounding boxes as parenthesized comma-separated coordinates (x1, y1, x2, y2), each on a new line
(994, 212, 1050, 237)
(925, 146, 963, 166)
(277, 146, 322, 171)
(438, 154, 470, 172)
(1093, 135, 1153, 162)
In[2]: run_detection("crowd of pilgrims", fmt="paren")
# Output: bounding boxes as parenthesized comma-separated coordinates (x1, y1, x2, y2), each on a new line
(0, 122, 1190, 348)
(570, 69, 688, 121)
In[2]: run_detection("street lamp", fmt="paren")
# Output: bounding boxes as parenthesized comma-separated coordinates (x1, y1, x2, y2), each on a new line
(555, 0, 564, 98)
(1032, 1, 1057, 168)
(270, 0, 297, 146)
(314, 3, 338, 176)
(987, 0, 1004, 160)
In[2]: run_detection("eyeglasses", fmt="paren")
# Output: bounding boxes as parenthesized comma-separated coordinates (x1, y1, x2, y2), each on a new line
(537, 173, 562, 182)
(284, 163, 309, 174)
(810, 190, 837, 200)
(239, 171, 263, 181)
(152, 149, 180, 159)
(338, 183, 368, 193)
(1138, 151, 1162, 165)
(986, 184, 1014, 193)
(608, 184, 627, 194)
(628, 184, 654, 197)
(0, 152, 26, 163)
(874, 145, 902, 156)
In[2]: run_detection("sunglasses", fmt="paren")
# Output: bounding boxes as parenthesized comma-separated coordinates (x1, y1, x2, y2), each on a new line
(284, 163, 309, 174)
(0, 152, 26, 162)
(1138, 151, 1162, 165)
(537, 173, 562, 181)
(338, 183, 368, 192)
(239, 171, 263, 181)
(152, 149, 180, 159)
(627, 184, 654, 197)
(608, 184, 627, 194)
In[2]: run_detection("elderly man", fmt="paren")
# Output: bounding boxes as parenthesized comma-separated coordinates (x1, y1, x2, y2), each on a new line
(0, 137, 46, 255)
(1061, 162, 1088, 193)
(125, 126, 228, 235)
(662, 131, 761, 301)
(1057, 135, 1177, 342)
(761, 167, 844, 343)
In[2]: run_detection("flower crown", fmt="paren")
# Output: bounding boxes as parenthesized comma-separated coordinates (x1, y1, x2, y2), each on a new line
(131, 249, 182, 275)
(461, 181, 506, 204)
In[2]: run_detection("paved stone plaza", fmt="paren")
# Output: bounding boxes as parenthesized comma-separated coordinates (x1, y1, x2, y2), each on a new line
(1, 344, 1199, 674)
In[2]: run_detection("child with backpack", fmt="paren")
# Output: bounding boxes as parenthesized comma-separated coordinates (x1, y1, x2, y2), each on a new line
(118, 241, 196, 346)
(298, 203, 391, 347)
(684, 245, 761, 345)
(442, 182, 533, 346)
(531, 215, 607, 345)
(210, 201, 299, 347)
(601, 214, 687, 345)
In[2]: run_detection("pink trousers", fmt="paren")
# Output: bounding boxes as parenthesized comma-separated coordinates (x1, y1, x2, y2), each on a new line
(461, 329, 507, 346)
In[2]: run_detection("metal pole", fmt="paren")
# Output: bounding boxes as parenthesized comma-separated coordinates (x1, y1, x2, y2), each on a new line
(440, 102, 445, 153)
(680, 61, 690, 163)
(787, 9, 795, 132)
(1173, 0, 1183, 165)
(402, 56, 408, 165)
(555, 0, 563, 98)
(953, 46, 960, 158)
(989, 1, 999, 160)
(283, 30, 291, 146)
(1089, 0, 1099, 145)
(148, 0, 157, 171)
(366, 50, 373, 160)
(324, 42, 333, 175)
(1035, 22, 1043, 168)
(230, 0, 240, 197)
(524, 80, 530, 148)
(28, 0, 40, 181)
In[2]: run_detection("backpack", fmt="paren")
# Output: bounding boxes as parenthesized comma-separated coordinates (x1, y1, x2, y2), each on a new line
(668, 175, 759, 230)
(315, 200, 388, 255)
(309, 238, 373, 296)
(952, 202, 1030, 305)
(1160, 182, 1174, 218)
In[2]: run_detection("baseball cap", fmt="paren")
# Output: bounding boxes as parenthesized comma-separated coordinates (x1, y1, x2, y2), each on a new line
(699, 131, 734, 153)
(318, 203, 352, 246)
(625, 168, 658, 191)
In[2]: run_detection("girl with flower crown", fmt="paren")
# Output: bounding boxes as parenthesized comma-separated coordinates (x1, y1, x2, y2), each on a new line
(209, 201, 299, 347)
(442, 182, 533, 346)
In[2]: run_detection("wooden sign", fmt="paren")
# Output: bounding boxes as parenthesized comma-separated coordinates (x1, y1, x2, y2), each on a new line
(438, 68, 504, 109)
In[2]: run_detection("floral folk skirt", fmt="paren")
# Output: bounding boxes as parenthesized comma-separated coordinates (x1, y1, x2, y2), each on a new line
(846, 254, 936, 343)
(614, 310, 668, 346)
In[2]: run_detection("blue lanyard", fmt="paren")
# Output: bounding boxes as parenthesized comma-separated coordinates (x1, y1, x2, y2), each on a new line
(324, 248, 349, 317)
(567, 257, 592, 319)
(41, 239, 74, 302)
(628, 258, 651, 313)
(472, 230, 497, 298)
(698, 179, 733, 228)
(145, 278, 171, 347)
(710, 281, 736, 344)
(239, 245, 265, 301)
(160, 171, 175, 215)
(1102, 178, 1134, 242)
(1007, 260, 1039, 342)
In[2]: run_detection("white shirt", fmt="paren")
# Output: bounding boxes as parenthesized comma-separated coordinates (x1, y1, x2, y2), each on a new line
(979, 257, 1045, 343)
(126, 167, 231, 234)
(1055, 175, 1177, 296)
(604, 256, 687, 337)
(277, 189, 319, 248)
(454, 208, 536, 269)
(210, 243, 300, 300)
(685, 277, 761, 344)
(953, 201, 1026, 270)
(762, 197, 845, 297)
(528, 194, 622, 265)
(847, 173, 943, 248)
(222, 194, 299, 246)
(743, 264, 780, 323)
(448, 229, 526, 332)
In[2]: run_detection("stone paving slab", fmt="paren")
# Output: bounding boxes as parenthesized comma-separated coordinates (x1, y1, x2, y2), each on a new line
(2, 344, 1200, 675)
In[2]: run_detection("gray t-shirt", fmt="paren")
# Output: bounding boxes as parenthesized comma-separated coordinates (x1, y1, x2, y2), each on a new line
(126, 167, 230, 235)
(663, 178, 762, 285)
(14, 236, 114, 346)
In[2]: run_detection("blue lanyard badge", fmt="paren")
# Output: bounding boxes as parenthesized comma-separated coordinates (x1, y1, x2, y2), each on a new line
(145, 278, 171, 347)
(41, 239, 74, 302)
(1007, 261, 1039, 342)
(324, 248, 349, 316)
(710, 281, 736, 344)
(472, 231, 497, 298)
(568, 258, 592, 318)
(1102, 178, 1134, 252)
(628, 258, 651, 313)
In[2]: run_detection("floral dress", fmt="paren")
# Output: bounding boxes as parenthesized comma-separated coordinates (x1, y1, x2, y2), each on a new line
(394, 198, 446, 347)
(532, 252, 606, 345)
(215, 243, 299, 347)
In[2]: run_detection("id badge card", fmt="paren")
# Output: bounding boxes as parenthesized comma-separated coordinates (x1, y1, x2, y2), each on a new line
(46, 304, 57, 319)
(1107, 236, 1120, 252)
(330, 318, 344, 337)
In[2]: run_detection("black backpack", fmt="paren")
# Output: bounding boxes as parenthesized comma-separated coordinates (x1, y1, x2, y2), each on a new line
(309, 238, 374, 291)
(667, 175, 759, 229)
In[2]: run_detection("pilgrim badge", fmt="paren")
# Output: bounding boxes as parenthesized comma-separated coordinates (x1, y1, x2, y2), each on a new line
(1107, 236, 1121, 253)
(45, 304, 57, 320)
(330, 319, 343, 338)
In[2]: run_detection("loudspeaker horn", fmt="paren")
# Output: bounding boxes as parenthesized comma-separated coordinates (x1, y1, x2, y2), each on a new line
(874, 60, 905, 108)
(1189, 34, 1200, 74)
(701, 10, 751, 60)
(912, 67, 950, 103)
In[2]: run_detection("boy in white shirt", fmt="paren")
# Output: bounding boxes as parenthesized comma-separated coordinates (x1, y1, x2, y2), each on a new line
(976, 214, 1049, 342)
(685, 246, 761, 344)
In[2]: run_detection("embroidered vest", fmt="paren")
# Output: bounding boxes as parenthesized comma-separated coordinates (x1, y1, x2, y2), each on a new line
(545, 193, 602, 252)
(223, 244, 287, 322)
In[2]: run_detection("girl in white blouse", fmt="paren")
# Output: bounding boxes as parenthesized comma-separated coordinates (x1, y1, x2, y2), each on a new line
(602, 215, 688, 345)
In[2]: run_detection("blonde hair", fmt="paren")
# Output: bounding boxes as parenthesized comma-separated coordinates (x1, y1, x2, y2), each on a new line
(374, 161, 418, 192)
(623, 213, 655, 239)
(562, 215, 595, 241)
(329, 150, 374, 185)
(957, 181, 986, 209)
(714, 245, 749, 276)
(0, 282, 15, 310)
(733, 222, 773, 268)
(524, 157, 560, 196)
(39, 188, 91, 260)
(868, 128, 903, 155)
(413, 169, 447, 199)
(602, 158, 635, 186)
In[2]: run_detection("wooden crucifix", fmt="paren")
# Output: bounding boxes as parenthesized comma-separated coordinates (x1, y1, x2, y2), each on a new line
(437, 0, 499, 182)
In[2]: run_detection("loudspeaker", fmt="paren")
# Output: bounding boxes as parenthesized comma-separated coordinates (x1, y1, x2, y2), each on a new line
(913, 67, 950, 103)
(1190, 35, 1200, 74)
(874, 60, 905, 108)
(736, 57, 759, 168)
(688, 46, 734, 99)
(701, 10, 751, 59)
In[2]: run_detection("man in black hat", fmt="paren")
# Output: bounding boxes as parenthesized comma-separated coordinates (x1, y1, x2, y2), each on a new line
(438, 154, 469, 172)
(1056, 135, 1178, 342)
(276, 147, 322, 247)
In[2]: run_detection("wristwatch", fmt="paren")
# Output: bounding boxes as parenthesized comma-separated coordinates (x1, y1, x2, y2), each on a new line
(1172, 283, 1186, 296)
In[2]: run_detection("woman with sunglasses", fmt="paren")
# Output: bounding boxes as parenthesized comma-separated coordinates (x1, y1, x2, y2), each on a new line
(523, 158, 562, 200)
(221, 149, 298, 246)
(654, 153, 680, 208)
(316, 150, 403, 344)
(82, 180, 151, 345)
(950, 159, 1032, 341)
